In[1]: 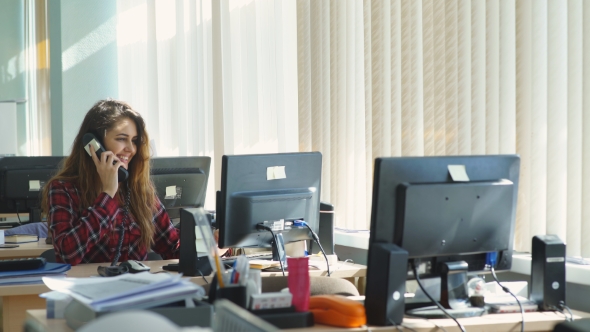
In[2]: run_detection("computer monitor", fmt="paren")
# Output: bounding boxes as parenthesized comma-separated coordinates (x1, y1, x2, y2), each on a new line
(216, 152, 322, 265)
(0, 156, 65, 223)
(150, 157, 211, 220)
(366, 155, 520, 318)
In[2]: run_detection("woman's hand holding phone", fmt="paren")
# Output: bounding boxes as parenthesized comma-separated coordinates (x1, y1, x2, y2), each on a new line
(89, 144, 122, 198)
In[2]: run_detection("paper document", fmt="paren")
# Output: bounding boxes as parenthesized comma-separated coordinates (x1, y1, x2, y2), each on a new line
(43, 272, 205, 312)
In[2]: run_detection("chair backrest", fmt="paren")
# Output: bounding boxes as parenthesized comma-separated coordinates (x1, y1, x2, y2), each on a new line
(40, 249, 57, 263)
(77, 311, 188, 332)
(146, 251, 163, 261)
(261, 276, 359, 296)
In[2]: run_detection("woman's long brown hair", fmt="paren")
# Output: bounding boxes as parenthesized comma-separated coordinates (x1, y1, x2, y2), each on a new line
(42, 99, 156, 248)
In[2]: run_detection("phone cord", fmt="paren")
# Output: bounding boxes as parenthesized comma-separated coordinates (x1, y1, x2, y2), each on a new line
(111, 183, 131, 266)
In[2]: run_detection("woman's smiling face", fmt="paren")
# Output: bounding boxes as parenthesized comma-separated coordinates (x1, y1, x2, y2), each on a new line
(103, 117, 138, 169)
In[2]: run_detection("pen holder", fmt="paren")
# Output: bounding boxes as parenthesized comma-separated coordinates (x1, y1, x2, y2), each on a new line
(208, 275, 248, 308)
(217, 285, 248, 308)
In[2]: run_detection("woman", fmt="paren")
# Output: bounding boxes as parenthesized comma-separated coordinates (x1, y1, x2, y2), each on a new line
(42, 99, 179, 265)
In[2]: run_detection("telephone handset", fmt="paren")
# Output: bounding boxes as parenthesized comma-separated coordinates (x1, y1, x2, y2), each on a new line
(82, 133, 129, 182)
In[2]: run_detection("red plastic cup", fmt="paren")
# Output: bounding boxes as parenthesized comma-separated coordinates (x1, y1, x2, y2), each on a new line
(287, 257, 310, 312)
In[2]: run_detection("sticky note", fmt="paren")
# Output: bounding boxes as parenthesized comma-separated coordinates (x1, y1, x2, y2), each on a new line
(165, 186, 177, 199)
(274, 166, 286, 179)
(267, 166, 286, 180)
(29, 180, 41, 191)
(267, 167, 275, 180)
(448, 165, 469, 182)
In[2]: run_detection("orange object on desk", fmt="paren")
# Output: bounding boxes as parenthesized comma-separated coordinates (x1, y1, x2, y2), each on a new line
(309, 295, 366, 328)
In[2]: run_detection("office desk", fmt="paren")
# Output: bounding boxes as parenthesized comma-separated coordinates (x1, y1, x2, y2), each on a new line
(0, 259, 365, 332)
(0, 239, 52, 259)
(24, 309, 589, 332)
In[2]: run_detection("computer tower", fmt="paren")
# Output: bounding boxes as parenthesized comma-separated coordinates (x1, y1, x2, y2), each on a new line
(365, 242, 407, 326)
(317, 202, 335, 255)
(530, 235, 566, 311)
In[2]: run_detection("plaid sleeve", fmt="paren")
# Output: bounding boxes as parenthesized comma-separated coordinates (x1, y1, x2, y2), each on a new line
(151, 196, 180, 259)
(48, 180, 119, 265)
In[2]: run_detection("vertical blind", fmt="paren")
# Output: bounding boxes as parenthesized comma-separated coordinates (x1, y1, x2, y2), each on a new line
(29, 0, 590, 256)
(297, 0, 590, 256)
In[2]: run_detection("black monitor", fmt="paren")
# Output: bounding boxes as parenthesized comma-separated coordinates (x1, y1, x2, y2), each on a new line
(150, 157, 211, 220)
(216, 152, 322, 265)
(0, 156, 65, 223)
(366, 155, 520, 319)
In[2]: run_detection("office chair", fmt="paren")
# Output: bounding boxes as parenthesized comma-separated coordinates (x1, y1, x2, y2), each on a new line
(554, 318, 590, 331)
(40, 249, 57, 263)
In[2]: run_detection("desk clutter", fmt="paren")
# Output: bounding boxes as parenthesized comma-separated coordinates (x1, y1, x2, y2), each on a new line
(0, 258, 69, 285)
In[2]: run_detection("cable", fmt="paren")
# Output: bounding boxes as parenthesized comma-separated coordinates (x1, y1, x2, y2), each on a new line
(410, 261, 466, 332)
(490, 267, 524, 332)
(416, 317, 448, 332)
(196, 268, 209, 284)
(14, 202, 23, 226)
(550, 306, 570, 321)
(256, 224, 285, 276)
(300, 222, 331, 277)
(389, 319, 418, 332)
(559, 301, 574, 322)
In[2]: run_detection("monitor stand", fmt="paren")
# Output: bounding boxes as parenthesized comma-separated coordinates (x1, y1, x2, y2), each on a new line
(271, 233, 288, 270)
(406, 261, 485, 319)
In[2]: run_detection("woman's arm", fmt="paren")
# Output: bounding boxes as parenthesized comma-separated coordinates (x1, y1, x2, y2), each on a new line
(48, 180, 119, 265)
(150, 197, 180, 259)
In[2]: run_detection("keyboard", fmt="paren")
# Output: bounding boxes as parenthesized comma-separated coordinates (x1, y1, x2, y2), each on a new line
(222, 251, 274, 265)
(0, 257, 46, 271)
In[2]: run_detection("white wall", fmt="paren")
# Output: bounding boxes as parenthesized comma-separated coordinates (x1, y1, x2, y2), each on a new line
(49, 0, 119, 155)
(0, 0, 28, 156)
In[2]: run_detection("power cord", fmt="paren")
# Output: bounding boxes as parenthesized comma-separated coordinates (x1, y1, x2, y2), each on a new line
(550, 301, 574, 322)
(490, 267, 524, 332)
(560, 301, 574, 321)
(486, 252, 524, 332)
(256, 224, 285, 276)
(297, 221, 331, 277)
(410, 260, 466, 332)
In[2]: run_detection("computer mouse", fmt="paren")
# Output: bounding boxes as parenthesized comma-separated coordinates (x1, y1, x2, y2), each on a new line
(118, 260, 151, 273)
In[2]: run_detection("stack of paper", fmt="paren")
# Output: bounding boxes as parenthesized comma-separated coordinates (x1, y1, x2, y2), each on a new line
(42, 272, 206, 312)
(0, 263, 70, 285)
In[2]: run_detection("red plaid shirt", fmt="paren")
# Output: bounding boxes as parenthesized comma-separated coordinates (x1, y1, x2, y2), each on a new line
(48, 180, 180, 265)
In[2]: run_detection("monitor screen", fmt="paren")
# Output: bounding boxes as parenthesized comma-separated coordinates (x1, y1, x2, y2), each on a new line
(369, 155, 520, 276)
(150, 157, 211, 220)
(0, 156, 65, 222)
(216, 152, 322, 250)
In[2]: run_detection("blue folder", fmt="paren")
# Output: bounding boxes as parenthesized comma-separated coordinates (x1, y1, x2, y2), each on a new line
(0, 262, 71, 278)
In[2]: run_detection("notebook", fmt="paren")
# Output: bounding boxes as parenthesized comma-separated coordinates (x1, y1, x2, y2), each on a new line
(5, 234, 39, 243)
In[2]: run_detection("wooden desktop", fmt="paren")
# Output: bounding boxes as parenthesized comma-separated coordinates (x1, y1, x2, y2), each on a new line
(24, 307, 589, 332)
(0, 259, 366, 332)
(0, 238, 52, 259)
